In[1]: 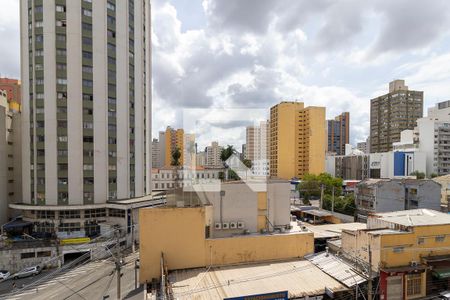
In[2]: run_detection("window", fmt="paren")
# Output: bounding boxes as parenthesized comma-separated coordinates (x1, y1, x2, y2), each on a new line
(436, 235, 445, 242)
(36, 210, 55, 219)
(82, 65, 93, 73)
(56, 48, 67, 56)
(83, 79, 93, 88)
(37, 251, 51, 258)
(406, 273, 422, 296)
(60, 210, 80, 219)
(107, 30, 116, 38)
(107, 2, 115, 11)
(83, 122, 93, 129)
(83, 94, 93, 101)
(21, 252, 35, 259)
(58, 150, 68, 156)
(82, 51, 92, 59)
(84, 177, 94, 185)
(57, 92, 67, 99)
(109, 209, 125, 218)
(56, 5, 66, 12)
(58, 178, 68, 185)
(58, 136, 68, 142)
(82, 8, 92, 17)
(56, 20, 67, 27)
(107, 15, 115, 25)
(82, 37, 92, 45)
(418, 237, 425, 245)
(108, 165, 116, 171)
(83, 108, 93, 115)
(57, 121, 67, 128)
(56, 34, 66, 42)
(85, 209, 106, 218)
(59, 222, 81, 233)
(83, 149, 94, 157)
(393, 246, 404, 253)
(83, 164, 93, 171)
(83, 136, 94, 143)
(35, 35, 44, 43)
(58, 164, 68, 171)
(35, 6, 43, 13)
(57, 78, 67, 85)
(84, 192, 93, 201)
(56, 63, 67, 70)
(82, 22, 92, 31)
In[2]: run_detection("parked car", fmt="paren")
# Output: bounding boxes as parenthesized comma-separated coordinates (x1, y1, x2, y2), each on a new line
(0, 270, 10, 280)
(13, 266, 41, 279)
(440, 291, 450, 300)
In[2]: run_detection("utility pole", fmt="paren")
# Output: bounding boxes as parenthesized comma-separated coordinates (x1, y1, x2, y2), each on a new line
(115, 231, 122, 300)
(368, 244, 373, 300)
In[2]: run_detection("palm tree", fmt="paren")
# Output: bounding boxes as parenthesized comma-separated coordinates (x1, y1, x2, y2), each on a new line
(220, 145, 240, 181)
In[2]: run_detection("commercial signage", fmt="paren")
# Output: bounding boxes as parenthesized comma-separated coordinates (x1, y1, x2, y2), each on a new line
(225, 291, 288, 300)
(60, 237, 91, 245)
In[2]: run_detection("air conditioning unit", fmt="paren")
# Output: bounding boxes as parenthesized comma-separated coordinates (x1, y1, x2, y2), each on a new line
(237, 221, 245, 229)
(222, 222, 230, 230)
(214, 222, 222, 230)
(230, 222, 237, 229)
(410, 261, 419, 267)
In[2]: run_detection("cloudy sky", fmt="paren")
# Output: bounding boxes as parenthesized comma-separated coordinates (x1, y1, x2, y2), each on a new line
(2, 1, 450, 149)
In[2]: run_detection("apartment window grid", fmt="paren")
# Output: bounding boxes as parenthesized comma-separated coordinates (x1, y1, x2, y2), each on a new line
(56, 0, 69, 205)
(129, 0, 136, 198)
(82, 0, 94, 204)
(107, 0, 117, 200)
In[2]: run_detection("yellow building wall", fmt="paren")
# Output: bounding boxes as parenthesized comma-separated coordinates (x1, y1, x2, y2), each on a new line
(164, 128, 185, 166)
(380, 225, 450, 268)
(139, 206, 210, 281)
(139, 205, 315, 283)
(303, 107, 325, 176)
(270, 102, 304, 180)
(269, 102, 325, 180)
(205, 233, 314, 266)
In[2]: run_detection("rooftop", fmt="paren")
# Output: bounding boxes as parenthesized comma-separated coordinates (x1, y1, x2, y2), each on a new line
(302, 222, 367, 239)
(371, 209, 450, 227)
(169, 259, 347, 299)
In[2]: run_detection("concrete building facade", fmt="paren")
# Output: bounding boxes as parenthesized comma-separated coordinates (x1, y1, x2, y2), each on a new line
(269, 101, 326, 180)
(327, 112, 349, 155)
(355, 179, 441, 222)
(370, 80, 423, 153)
(18, 0, 152, 235)
(151, 167, 225, 191)
(205, 141, 222, 168)
(0, 91, 22, 225)
(0, 78, 21, 104)
(246, 121, 270, 176)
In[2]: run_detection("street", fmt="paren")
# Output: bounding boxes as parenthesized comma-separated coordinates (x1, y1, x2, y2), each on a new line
(0, 252, 142, 300)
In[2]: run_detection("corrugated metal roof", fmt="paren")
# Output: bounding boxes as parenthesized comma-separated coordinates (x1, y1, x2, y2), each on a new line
(302, 222, 367, 239)
(306, 252, 367, 288)
(169, 260, 347, 299)
(372, 209, 450, 227)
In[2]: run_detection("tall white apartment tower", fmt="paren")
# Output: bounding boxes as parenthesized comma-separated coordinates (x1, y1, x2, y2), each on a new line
(18, 0, 152, 234)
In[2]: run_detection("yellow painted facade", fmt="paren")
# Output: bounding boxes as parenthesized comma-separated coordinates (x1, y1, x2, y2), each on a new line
(269, 102, 325, 180)
(139, 206, 314, 282)
(164, 127, 185, 166)
(342, 222, 450, 299)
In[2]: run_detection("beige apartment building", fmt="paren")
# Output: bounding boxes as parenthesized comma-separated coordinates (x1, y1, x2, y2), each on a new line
(370, 80, 423, 153)
(270, 101, 326, 180)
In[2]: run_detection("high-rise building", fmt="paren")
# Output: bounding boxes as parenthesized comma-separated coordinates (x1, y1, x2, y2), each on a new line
(327, 112, 349, 155)
(246, 121, 270, 176)
(269, 101, 326, 180)
(205, 141, 222, 168)
(0, 90, 21, 225)
(357, 141, 368, 154)
(152, 138, 162, 169)
(370, 80, 423, 153)
(0, 78, 21, 104)
(17, 0, 152, 235)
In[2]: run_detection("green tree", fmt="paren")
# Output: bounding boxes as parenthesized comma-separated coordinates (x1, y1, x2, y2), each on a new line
(242, 159, 252, 169)
(171, 147, 181, 166)
(430, 173, 438, 179)
(220, 145, 236, 163)
(410, 170, 425, 179)
(298, 173, 343, 200)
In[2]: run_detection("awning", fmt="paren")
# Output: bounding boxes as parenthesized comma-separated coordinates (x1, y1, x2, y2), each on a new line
(2, 220, 32, 230)
(432, 269, 450, 280)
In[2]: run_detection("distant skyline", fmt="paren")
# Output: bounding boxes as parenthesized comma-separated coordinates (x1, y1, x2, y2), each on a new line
(2, 0, 450, 149)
